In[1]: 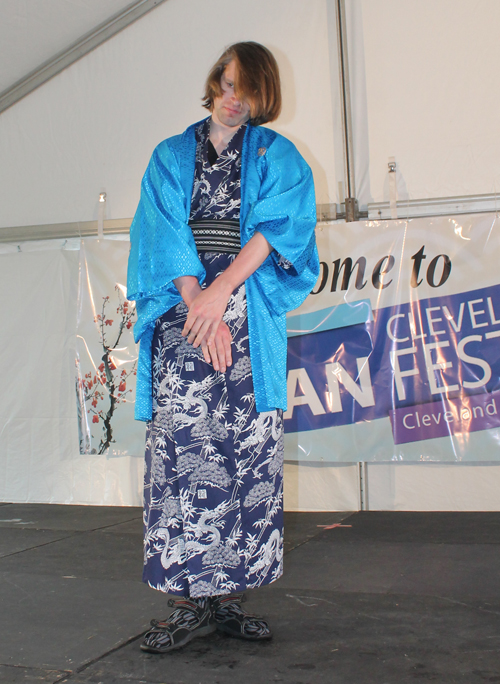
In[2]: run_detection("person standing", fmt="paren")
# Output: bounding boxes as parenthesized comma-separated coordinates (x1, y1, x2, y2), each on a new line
(127, 41, 319, 653)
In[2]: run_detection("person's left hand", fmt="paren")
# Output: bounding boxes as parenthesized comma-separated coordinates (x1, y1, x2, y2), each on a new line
(200, 320, 233, 371)
(182, 277, 233, 348)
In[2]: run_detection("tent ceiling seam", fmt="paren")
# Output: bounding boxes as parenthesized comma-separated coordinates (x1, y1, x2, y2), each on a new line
(0, 0, 169, 114)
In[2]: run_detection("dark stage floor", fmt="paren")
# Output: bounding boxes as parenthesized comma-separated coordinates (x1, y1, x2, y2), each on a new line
(1, 504, 500, 683)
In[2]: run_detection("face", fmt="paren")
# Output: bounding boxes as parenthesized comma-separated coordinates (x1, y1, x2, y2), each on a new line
(211, 60, 251, 129)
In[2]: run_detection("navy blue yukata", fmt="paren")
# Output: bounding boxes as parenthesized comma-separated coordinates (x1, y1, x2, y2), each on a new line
(143, 119, 285, 597)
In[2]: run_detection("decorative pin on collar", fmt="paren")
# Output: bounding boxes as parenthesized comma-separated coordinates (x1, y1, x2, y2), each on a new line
(258, 147, 267, 156)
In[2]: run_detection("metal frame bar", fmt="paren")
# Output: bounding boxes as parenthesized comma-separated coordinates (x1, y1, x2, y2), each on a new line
(335, 0, 358, 222)
(368, 192, 500, 221)
(0, 218, 131, 244)
(336, 0, 354, 200)
(2, 192, 498, 242)
(0, 0, 169, 114)
(358, 461, 368, 511)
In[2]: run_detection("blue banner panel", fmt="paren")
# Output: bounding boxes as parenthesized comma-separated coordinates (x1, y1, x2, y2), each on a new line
(390, 390, 500, 445)
(285, 282, 500, 441)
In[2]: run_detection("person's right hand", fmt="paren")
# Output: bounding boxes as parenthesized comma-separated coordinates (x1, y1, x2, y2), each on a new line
(200, 320, 233, 372)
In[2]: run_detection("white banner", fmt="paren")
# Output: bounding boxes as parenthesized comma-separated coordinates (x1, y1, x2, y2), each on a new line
(284, 213, 500, 462)
(73, 214, 500, 464)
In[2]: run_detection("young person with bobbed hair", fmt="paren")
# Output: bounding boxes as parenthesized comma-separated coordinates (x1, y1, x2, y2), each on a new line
(127, 41, 318, 653)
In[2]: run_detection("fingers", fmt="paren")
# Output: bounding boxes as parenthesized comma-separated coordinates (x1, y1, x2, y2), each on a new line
(182, 308, 205, 341)
(184, 315, 217, 348)
(218, 324, 233, 371)
(214, 334, 227, 373)
(207, 338, 220, 372)
(201, 341, 211, 365)
(193, 319, 216, 348)
(222, 328, 232, 368)
(197, 323, 233, 373)
(181, 282, 231, 343)
(182, 314, 203, 343)
(182, 290, 233, 372)
(181, 313, 193, 338)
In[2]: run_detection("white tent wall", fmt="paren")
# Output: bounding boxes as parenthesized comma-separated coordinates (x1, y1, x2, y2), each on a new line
(0, 241, 145, 506)
(350, 0, 500, 206)
(0, 245, 80, 503)
(1, 0, 500, 510)
(366, 463, 500, 512)
(0, 0, 337, 229)
(0, 0, 134, 94)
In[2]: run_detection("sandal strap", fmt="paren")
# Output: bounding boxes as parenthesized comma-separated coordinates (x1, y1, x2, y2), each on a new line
(211, 593, 246, 608)
(211, 594, 271, 640)
(141, 597, 214, 653)
(167, 597, 209, 609)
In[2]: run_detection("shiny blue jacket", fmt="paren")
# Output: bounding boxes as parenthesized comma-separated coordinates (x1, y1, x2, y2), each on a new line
(127, 119, 319, 421)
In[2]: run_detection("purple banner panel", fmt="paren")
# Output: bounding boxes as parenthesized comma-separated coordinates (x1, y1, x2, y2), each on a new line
(390, 390, 500, 445)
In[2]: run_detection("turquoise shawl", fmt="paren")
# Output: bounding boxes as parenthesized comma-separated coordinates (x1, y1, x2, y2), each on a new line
(127, 119, 319, 421)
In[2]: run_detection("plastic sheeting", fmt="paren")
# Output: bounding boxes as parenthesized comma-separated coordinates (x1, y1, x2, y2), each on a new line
(0, 245, 79, 502)
(0, 238, 145, 505)
(2, 214, 500, 510)
(76, 239, 141, 456)
(285, 212, 500, 462)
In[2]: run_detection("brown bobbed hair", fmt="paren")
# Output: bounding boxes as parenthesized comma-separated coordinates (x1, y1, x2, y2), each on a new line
(202, 42, 282, 126)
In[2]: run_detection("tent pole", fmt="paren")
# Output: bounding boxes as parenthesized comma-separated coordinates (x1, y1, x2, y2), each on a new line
(336, 0, 359, 222)
(358, 461, 368, 511)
